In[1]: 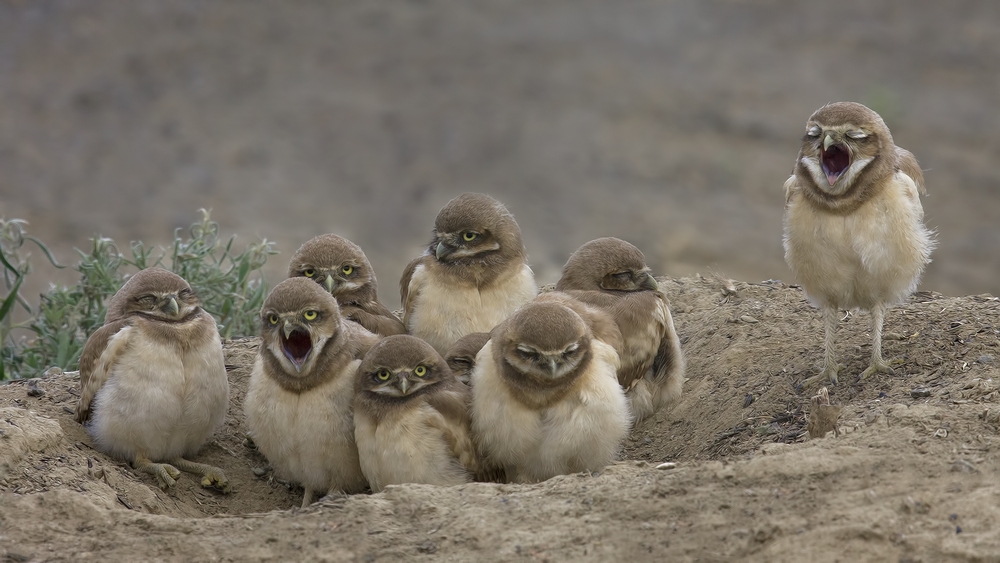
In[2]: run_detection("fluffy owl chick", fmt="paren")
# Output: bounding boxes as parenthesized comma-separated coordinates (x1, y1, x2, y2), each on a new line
(443, 332, 491, 385)
(354, 335, 478, 492)
(556, 237, 685, 423)
(471, 299, 631, 483)
(783, 102, 935, 387)
(244, 278, 380, 507)
(400, 193, 537, 356)
(288, 234, 406, 337)
(76, 268, 230, 492)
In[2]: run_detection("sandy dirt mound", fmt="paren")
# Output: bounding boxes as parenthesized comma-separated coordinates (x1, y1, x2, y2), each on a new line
(2, 276, 999, 561)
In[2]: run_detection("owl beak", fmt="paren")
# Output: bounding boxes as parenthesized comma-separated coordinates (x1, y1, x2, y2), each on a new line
(161, 296, 180, 317)
(283, 319, 297, 340)
(820, 133, 851, 186)
(280, 320, 313, 372)
(435, 241, 455, 261)
(323, 274, 336, 294)
(638, 272, 658, 292)
(398, 375, 410, 395)
(547, 357, 559, 377)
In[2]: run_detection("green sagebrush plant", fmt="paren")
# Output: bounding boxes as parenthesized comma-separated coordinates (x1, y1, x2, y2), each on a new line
(0, 209, 276, 380)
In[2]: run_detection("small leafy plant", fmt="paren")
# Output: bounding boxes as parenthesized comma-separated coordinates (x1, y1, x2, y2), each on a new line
(0, 209, 276, 380)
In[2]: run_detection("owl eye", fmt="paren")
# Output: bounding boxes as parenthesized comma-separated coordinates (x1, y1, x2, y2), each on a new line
(341, 265, 354, 275)
(303, 268, 316, 278)
(846, 130, 868, 139)
(268, 314, 279, 325)
(376, 369, 391, 381)
(462, 232, 479, 242)
(303, 310, 318, 321)
(414, 365, 427, 377)
(806, 126, 821, 138)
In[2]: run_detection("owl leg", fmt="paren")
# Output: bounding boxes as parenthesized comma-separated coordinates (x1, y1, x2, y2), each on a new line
(169, 458, 232, 494)
(861, 303, 895, 379)
(802, 307, 840, 388)
(301, 487, 316, 509)
(133, 455, 181, 490)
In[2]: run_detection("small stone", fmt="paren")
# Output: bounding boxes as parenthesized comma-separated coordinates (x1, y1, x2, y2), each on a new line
(739, 315, 759, 324)
(655, 462, 677, 470)
(977, 355, 994, 364)
(910, 388, 932, 398)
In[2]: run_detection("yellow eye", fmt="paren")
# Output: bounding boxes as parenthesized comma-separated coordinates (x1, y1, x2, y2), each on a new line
(376, 370, 391, 381)
(268, 314, 279, 325)
(303, 310, 318, 321)
(462, 232, 478, 242)
(341, 265, 353, 275)
(414, 365, 427, 377)
(303, 268, 315, 278)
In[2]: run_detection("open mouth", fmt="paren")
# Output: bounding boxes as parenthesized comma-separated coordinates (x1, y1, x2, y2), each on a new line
(281, 328, 313, 370)
(820, 143, 851, 186)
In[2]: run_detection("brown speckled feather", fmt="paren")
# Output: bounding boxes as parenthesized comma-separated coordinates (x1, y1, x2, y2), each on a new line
(75, 318, 132, 423)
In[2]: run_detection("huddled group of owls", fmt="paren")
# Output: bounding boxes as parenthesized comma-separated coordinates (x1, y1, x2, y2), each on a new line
(74, 102, 935, 506)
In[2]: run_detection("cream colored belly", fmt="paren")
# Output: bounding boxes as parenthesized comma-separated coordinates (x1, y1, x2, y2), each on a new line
(784, 177, 932, 310)
(244, 359, 366, 494)
(471, 340, 630, 483)
(408, 265, 537, 355)
(89, 337, 228, 462)
(355, 405, 468, 492)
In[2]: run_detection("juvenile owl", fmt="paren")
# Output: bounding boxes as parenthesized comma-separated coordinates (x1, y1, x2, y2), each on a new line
(288, 234, 406, 337)
(471, 296, 631, 483)
(353, 335, 478, 492)
(443, 331, 491, 385)
(400, 193, 537, 355)
(783, 102, 935, 387)
(244, 277, 379, 507)
(76, 268, 230, 492)
(556, 237, 685, 422)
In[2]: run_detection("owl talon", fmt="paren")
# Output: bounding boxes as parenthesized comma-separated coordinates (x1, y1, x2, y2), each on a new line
(135, 459, 181, 490)
(861, 360, 895, 379)
(200, 470, 232, 494)
(800, 364, 840, 391)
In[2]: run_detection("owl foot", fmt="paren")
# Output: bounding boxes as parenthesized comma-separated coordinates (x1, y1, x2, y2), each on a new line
(134, 457, 181, 490)
(301, 487, 316, 509)
(800, 363, 840, 390)
(860, 359, 896, 380)
(170, 458, 232, 494)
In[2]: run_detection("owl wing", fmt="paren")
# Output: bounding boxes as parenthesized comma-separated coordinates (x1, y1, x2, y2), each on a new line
(398, 256, 426, 328)
(341, 299, 407, 337)
(425, 381, 479, 475)
(895, 146, 926, 196)
(76, 318, 133, 423)
(783, 174, 801, 206)
(342, 320, 383, 360)
(647, 295, 684, 397)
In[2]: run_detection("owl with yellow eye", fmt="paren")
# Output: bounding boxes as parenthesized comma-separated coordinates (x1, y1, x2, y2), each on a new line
(244, 278, 380, 507)
(288, 234, 406, 337)
(353, 335, 479, 492)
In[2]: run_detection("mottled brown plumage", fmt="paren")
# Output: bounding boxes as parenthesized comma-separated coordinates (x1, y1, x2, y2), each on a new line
(783, 102, 935, 387)
(76, 268, 230, 492)
(288, 234, 405, 337)
(399, 193, 537, 355)
(354, 335, 478, 491)
(244, 278, 379, 507)
(556, 237, 685, 422)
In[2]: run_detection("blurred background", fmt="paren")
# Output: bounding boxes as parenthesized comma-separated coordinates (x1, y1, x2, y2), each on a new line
(2, 0, 998, 309)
